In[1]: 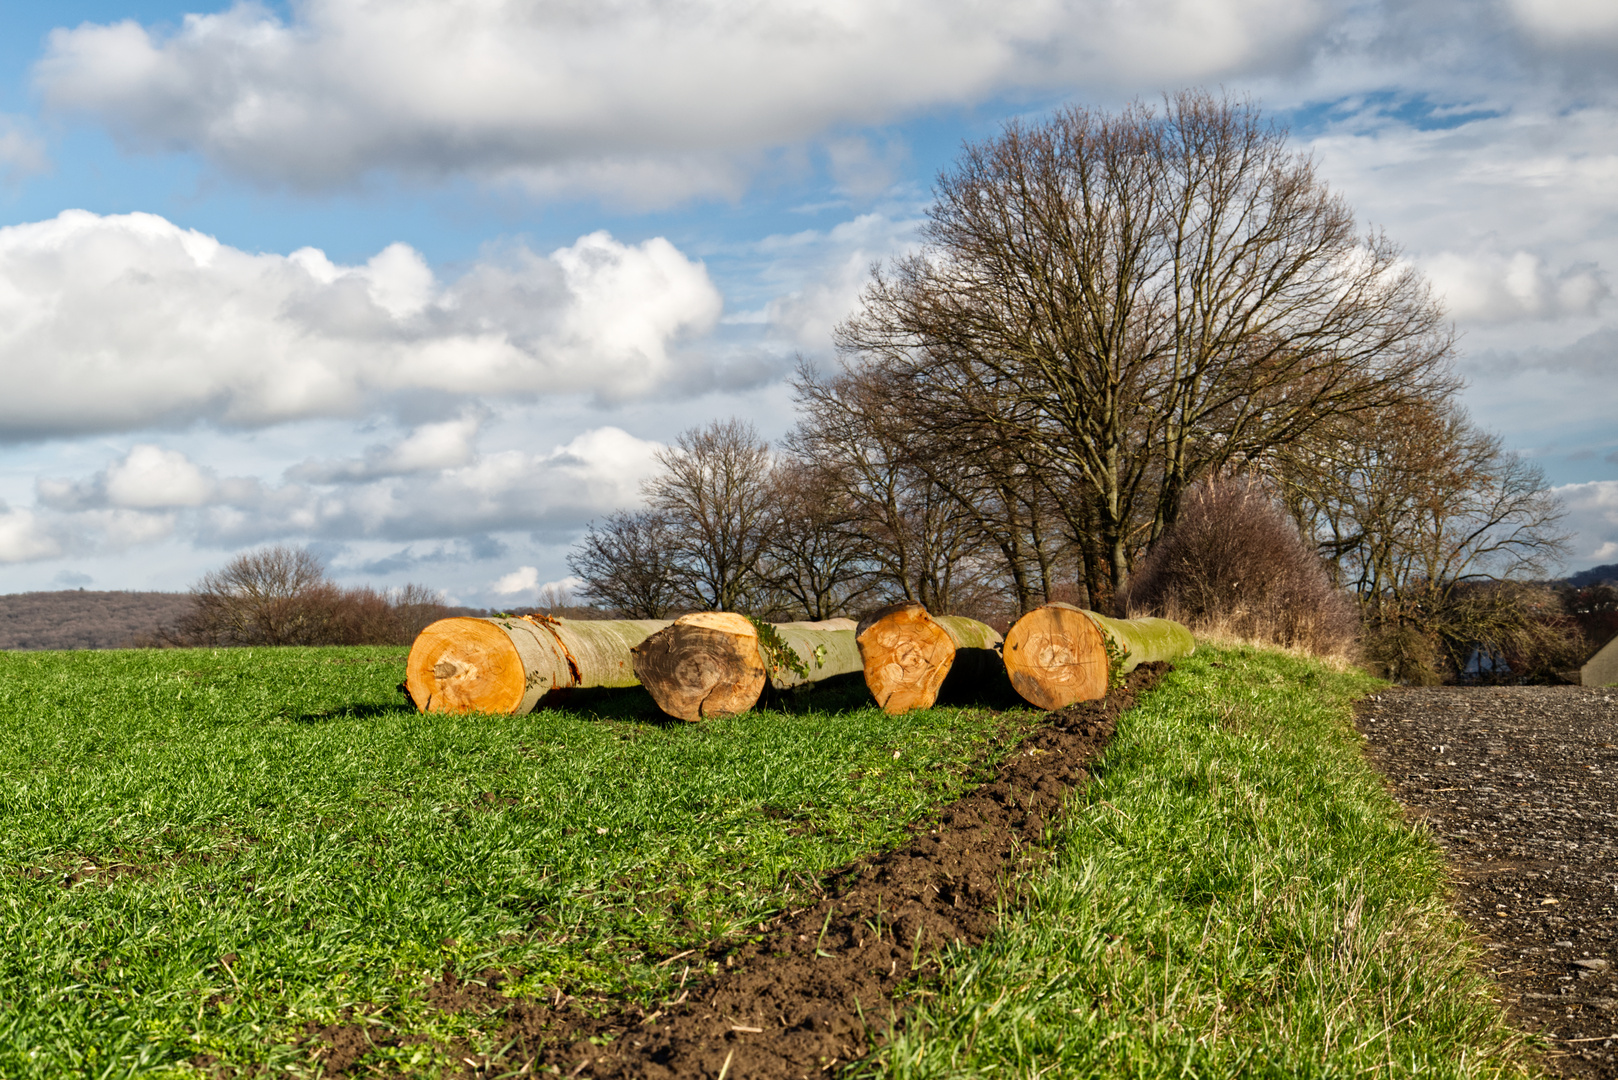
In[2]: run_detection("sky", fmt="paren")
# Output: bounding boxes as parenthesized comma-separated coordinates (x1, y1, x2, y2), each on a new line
(0, 0, 1613, 606)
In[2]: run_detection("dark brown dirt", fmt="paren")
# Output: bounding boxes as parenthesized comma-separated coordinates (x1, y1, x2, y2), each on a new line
(1357, 685, 1618, 1078)
(310, 664, 1164, 1078)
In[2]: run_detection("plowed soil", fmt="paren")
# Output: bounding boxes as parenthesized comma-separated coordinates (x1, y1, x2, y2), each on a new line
(312, 665, 1166, 1078)
(1357, 685, 1618, 1078)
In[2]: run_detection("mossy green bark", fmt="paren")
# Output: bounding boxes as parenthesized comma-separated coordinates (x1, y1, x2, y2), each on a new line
(769, 620, 863, 689)
(934, 615, 1003, 651)
(1081, 611, 1195, 671)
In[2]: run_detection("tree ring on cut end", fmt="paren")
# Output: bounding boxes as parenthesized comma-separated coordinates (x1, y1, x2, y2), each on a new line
(856, 602, 957, 715)
(632, 613, 767, 721)
(1003, 603, 1108, 710)
(406, 617, 571, 715)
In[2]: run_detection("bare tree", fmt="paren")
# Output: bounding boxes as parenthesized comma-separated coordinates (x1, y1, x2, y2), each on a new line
(179, 546, 454, 646)
(793, 360, 1078, 616)
(836, 91, 1454, 608)
(646, 418, 775, 612)
(568, 510, 683, 618)
(182, 545, 336, 645)
(788, 368, 988, 613)
(1278, 401, 1570, 680)
(757, 459, 879, 621)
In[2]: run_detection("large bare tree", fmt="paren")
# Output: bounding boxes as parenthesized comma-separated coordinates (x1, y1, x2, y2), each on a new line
(1278, 400, 1569, 678)
(788, 366, 989, 614)
(836, 91, 1455, 609)
(646, 418, 775, 612)
(568, 509, 684, 618)
(757, 459, 880, 621)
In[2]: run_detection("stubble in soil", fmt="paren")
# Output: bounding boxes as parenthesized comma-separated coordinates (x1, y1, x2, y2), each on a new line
(1357, 685, 1618, 1079)
(311, 665, 1164, 1079)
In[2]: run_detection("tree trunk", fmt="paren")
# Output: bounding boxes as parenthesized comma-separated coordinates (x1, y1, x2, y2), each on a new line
(631, 614, 861, 721)
(405, 615, 670, 715)
(1002, 602, 1193, 710)
(855, 602, 1002, 714)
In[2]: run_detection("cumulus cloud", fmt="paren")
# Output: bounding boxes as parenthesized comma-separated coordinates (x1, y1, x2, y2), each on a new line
(290, 413, 484, 483)
(0, 115, 48, 185)
(36, 0, 1333, 197)
(0, 503, 62, 564)
(0, 211, 723, 440)
(1506, 0, 1618, 48)
(491, 565, 539, 596)
(1424, 250, 1609, 323)
(1555, 480, 1618, 565)
(7, 426, 664, 565)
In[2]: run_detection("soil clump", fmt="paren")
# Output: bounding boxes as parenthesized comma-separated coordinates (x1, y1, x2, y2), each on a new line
(1358, 685, 1618, 1079)
(312, 665, 1165, 1078)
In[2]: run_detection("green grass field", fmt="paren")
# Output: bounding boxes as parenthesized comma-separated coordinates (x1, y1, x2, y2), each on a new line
(0, 647, 1021, 1077)
(861, 648, 1538, 1079)
(0, 644, 1541, 1078)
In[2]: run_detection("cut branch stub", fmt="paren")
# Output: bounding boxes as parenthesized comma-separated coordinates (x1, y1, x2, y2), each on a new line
(405, 615, 669, 715)
(856, 603, 1003, 714)
(631, 613, 767, 721)
(1002, 602, 1193, 710)
(632, 614, 863, 721)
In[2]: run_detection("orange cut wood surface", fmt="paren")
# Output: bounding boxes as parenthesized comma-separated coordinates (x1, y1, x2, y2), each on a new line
(405, 617, 527, 714)
(856, 602, 956, 714)
(1002, 603, 1108, 710)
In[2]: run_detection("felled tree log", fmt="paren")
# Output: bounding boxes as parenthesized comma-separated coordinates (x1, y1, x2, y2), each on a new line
(631, 614, 861, 721)
(405, 615, 669, 715)
(855, 602, 1002, 714)
(1002, 602, 1194, 710)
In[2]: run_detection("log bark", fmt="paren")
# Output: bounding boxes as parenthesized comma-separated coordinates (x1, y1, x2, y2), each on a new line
(1002, 602, 1193, 710)
(855, 602, 1002, 714)
(405, 615, 668, 715)
(631, 614, 861, 721)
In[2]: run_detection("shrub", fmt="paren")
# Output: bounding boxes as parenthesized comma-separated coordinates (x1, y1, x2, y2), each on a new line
(1359, 580, 1585, 685)
(1359, 622, 1444, 685)
(1124, 477, 1359, 657)
(1432, 580, 1584, 684)
(176, 546, 455, 646)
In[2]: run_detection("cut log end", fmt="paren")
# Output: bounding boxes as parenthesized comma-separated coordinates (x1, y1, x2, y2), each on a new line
(406, 617, 529, 715)
(631, 612, 767, 721)
(1002, 603, 1108, 710)
(856, 602, 957, 714)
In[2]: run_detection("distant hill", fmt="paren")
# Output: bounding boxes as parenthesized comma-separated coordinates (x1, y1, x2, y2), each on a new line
(0, 591, 196, 650)
(1566, 564, 1618, 589)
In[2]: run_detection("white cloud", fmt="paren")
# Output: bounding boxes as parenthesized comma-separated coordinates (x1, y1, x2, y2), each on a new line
(0, 115, 48, 185)
(1308, 105, 1618, 266)
(491, 565, 538, 596)
(103, 444, 218, 508)
(36, 0, 1334, 198)
(37, 443, 218, 510)
(1506, 0, 1618, 47)
(0, 503, 62, 563)
(0, 211, 723, 440)
(14, 425, 665, 566)
(541, 575, 585, 597)
(1424, 249, 1609, 323)
(290, 414, 485, 483)
(754, 212, 923, 352)
(1555, 480, 1618, 567)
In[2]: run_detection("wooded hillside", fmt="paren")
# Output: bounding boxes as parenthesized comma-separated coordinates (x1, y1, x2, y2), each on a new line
(0, 591, 195, 650)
